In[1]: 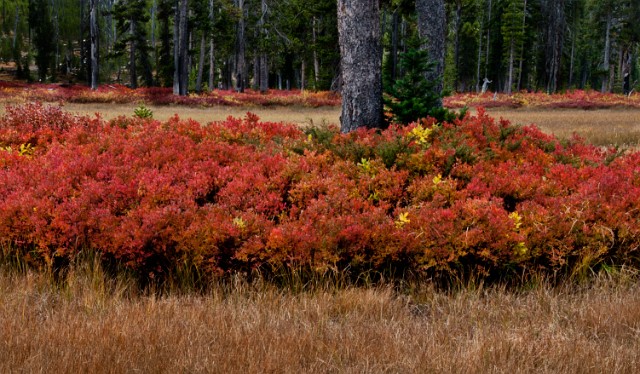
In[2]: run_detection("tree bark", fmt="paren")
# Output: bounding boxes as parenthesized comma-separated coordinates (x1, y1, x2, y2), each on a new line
(391, 10, 399, 82)
(415, 0, 446, 104)
(259, 53, 268, 92)
(90, 0, 99, 89)
(173, 0, 189, 95)
(453, 0, 462, 91)
(312, 16, 320, 89)
(235, 0, 246, 92)
(173, 0, 180, 94)
(506, 39, 514, 94)
(130, 19, 137, 88)
(196, 33, 206, 92)
(208, 0, 215, 91)
(484, 0, 493, 82)
(517, 0, 527, 91)
(542, 0, 565, 93)
(337, 0, 383, 132)
(252, 2, 266, 91)
(602, 8, 612, 93)
(179, 0, 189, 95)
(300, 58, 306, 91)
(476, 9, 484, 92)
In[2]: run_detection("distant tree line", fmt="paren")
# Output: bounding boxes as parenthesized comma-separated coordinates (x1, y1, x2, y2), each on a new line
(1, 0, 638, 96)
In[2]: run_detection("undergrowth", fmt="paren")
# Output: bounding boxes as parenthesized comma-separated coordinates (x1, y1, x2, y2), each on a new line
(2, 103, 640, 290)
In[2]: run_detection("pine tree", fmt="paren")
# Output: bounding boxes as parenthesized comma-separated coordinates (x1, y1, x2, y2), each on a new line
(385, 48, 440, 124)
(29, 0, 55, 82)
(112, 0, 153, 88)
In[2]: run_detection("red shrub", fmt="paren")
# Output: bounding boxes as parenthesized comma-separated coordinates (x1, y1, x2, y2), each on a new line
(2, 103, 640, 282)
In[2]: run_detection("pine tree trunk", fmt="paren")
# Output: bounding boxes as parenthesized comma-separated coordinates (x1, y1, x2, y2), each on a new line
(602, 9, 612, 93)
(253, 55, 259, 90)
(90, 0, 99, 90)
(208, 0, 215, 92)
(300, 58, 306, 91)
(196, 33, 206, 92)
(476, 13, 484, 92)
(391, 10, 399, 82)
(517, 0, 528, 91)
(415, 0, 446, 105)
(209, 38, 215, 91)
(130, 20, 137, 88)
(260, 53, 268, 92)
(258, 0, 268, 92)
(453, 0, 462, 91)
(485, 0, 493, 81)
(543, 0, 565, 93)
(507, 39, 514, 94)
(235, 0, 245, 92)
(173, 0, 180, 94)
(337, 0, 383, 132)
(12, 7, 18, 52)
(312, 16, 320, 89)
(179, 0, 189, 95)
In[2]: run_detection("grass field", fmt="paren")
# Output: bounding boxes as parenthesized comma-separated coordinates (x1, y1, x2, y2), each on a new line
(8, 103, 638, 147)
(2, 102, 640, 372)
(4, 102, 342, 128)
(484, 108, 640, 147)
(1, 263, 639, 373)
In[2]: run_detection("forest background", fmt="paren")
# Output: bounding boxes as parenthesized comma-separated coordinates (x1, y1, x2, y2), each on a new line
(2, 0, 640, 96)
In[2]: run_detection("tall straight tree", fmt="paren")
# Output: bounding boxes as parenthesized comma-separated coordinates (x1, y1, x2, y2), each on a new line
(541, 0, 566, 93)
(173, 0, 188, 95)
(502, 0, 526, 94)
(258, 0, 268, 93)
(234, 0, 246, 92)
(156, 0, 174, 87)
(113, 0, 153, 88)
(208, 0, 215, 91)
(29, 0, 55, 82)
(90, 0, 99, 89)
(415, 0, 446, 105)
(337, 0, 383, 132)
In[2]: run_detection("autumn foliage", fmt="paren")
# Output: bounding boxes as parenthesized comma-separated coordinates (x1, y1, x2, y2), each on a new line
(1, 103, 640, 283)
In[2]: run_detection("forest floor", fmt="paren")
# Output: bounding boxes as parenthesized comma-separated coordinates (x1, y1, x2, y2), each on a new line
(3, 102, 640, 371)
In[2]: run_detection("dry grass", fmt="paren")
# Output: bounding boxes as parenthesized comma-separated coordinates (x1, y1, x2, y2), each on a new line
(1, 261, 640, 373)
(483, 108, 640, 147)
(5, 102, 343, 128)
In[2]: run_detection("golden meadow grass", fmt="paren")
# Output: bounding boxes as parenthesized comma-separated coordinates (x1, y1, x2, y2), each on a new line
(484, 108, 640, 148)
(1, 259, 640, 373)
(2, 104, 640, 372)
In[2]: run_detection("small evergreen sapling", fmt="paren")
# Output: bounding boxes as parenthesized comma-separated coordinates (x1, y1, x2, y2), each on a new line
(385, 48, 463, 124)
